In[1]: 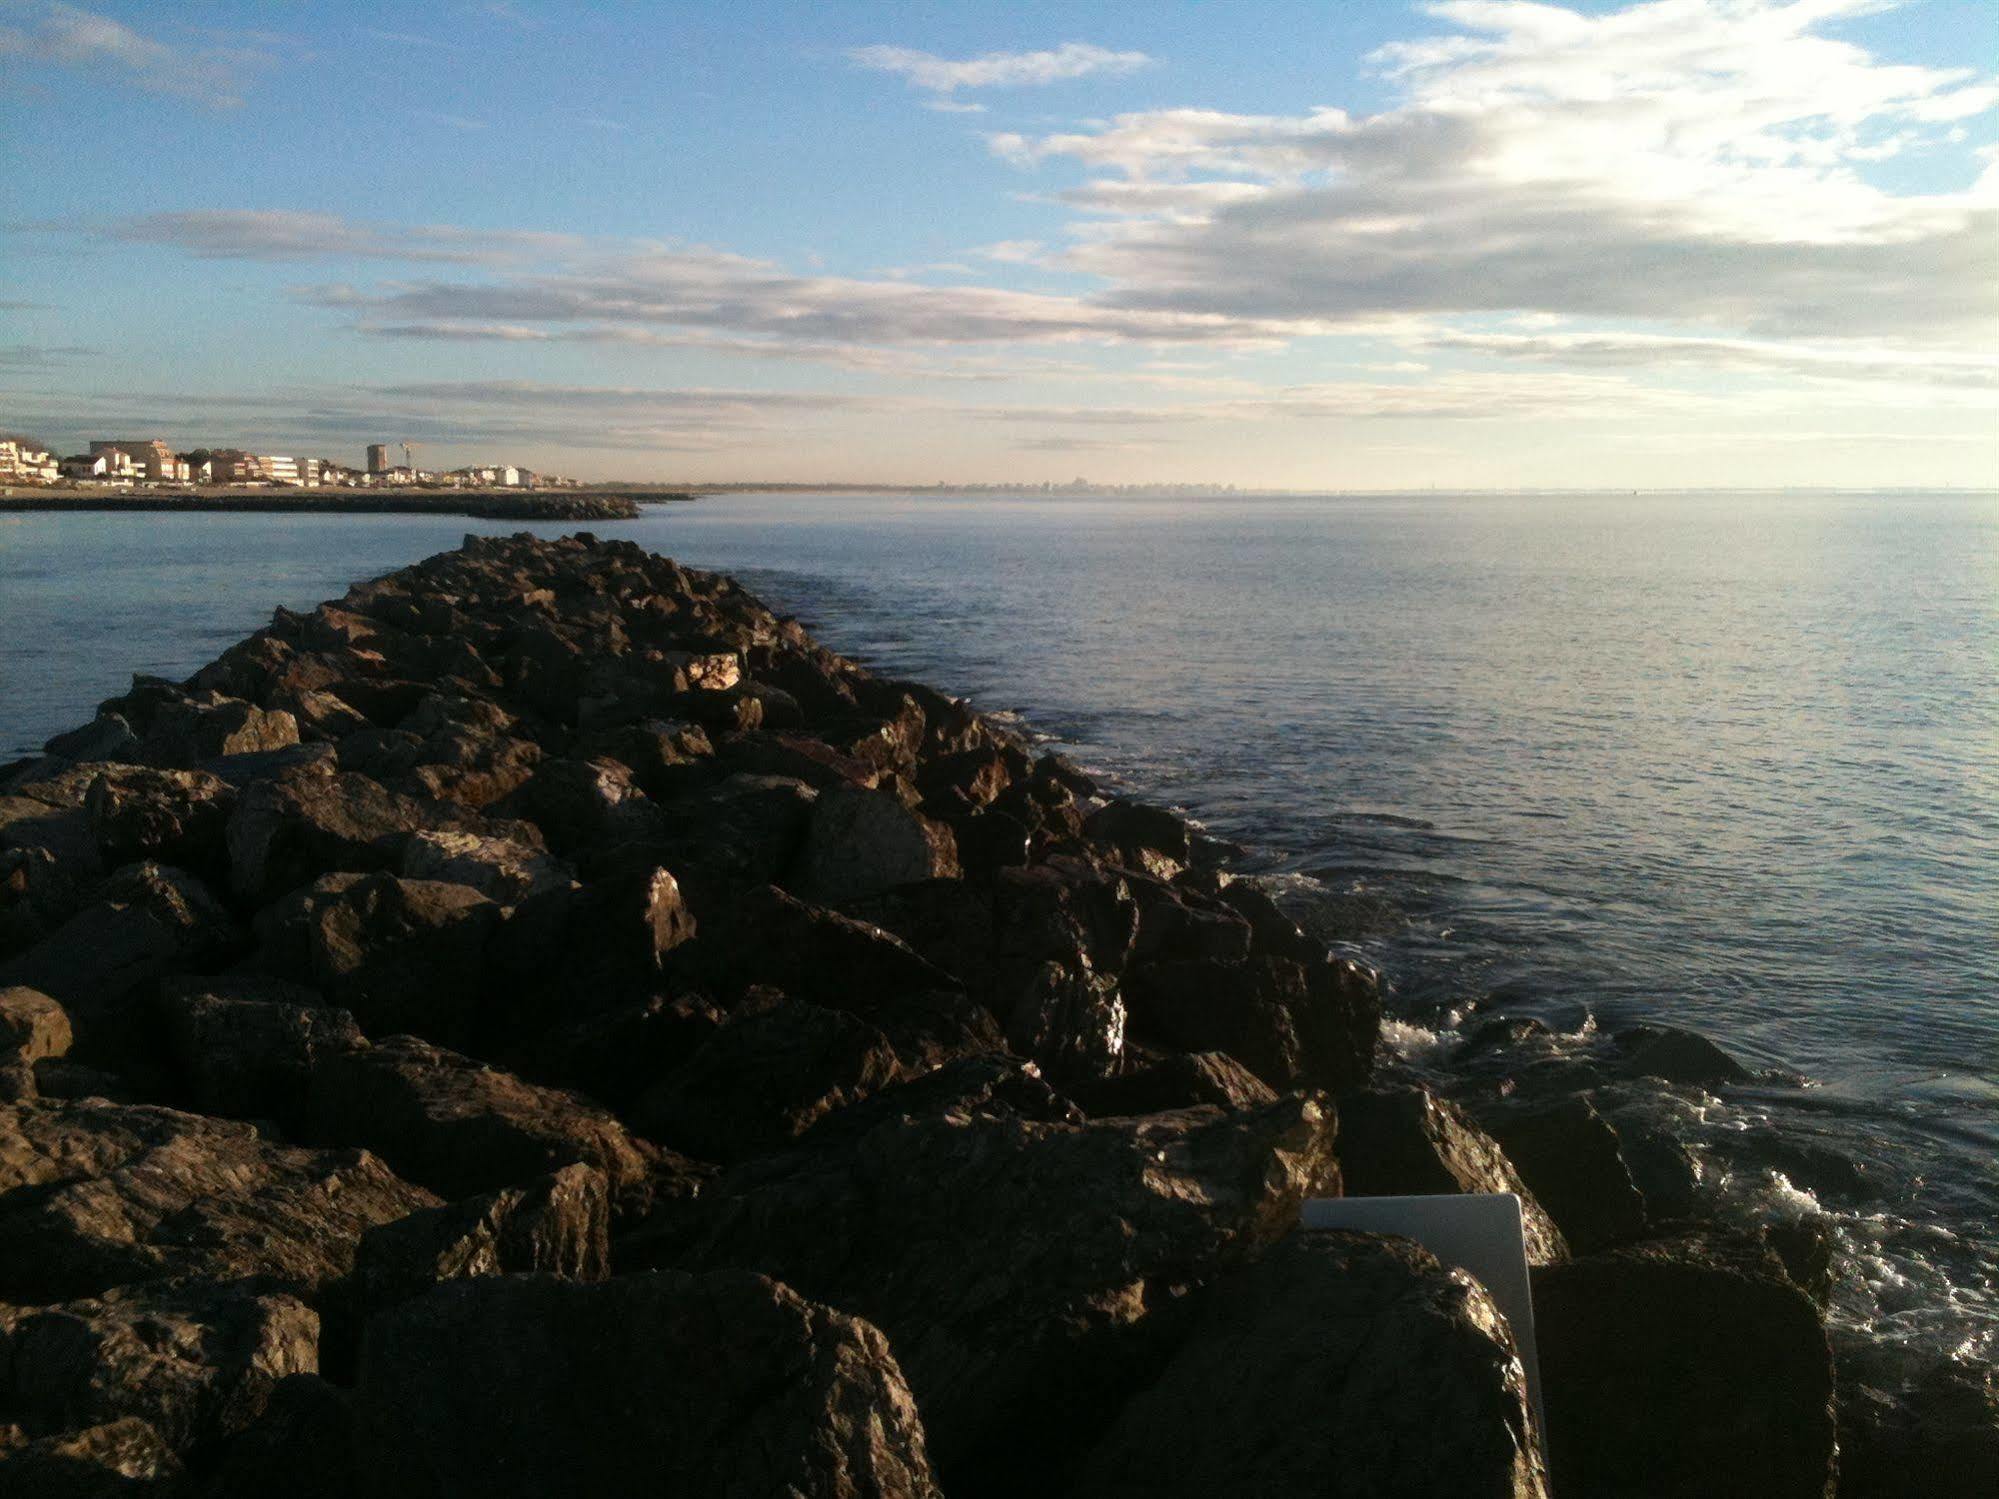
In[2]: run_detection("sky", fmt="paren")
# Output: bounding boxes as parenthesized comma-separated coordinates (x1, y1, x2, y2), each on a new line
(2, 0, 1995, 488)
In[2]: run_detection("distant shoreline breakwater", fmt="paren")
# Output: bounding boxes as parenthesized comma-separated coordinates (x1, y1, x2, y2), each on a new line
(0, 488, 697, 523)
(0, 532, 1967, 1495)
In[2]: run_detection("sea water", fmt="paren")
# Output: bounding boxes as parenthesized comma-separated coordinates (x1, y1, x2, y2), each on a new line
(3, 490, 1993, 1383)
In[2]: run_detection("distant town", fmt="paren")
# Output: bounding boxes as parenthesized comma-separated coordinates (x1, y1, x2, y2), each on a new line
(0, 434, 579, 491)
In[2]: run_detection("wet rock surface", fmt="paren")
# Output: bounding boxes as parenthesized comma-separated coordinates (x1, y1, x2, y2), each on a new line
(0, 533, 1847, 1492)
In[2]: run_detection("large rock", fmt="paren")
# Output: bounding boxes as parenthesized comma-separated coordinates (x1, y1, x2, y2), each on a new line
(263, 872, 500, 1044)
(1533, 1233, 1836, 1499)
(659, 1093, 1340, 1493)
(0, 1280, 318, 1459)
(792, 786, 960, 904)
(1072, 1230, 1549, 1498)
(1337, 1085, 1568, 1265)
(0, 1417, 182, 1495)
(1121, 953, 1378, 1094)
(1481, 1093, 1647, 1252)
(396, 828, 573, 902)
(224, 772, 501, 903)
(195, 1375, 355, 1499)
(349, 1163, 610, 1316)
(0, 863, 241, 1019)
(1072, 1049, 1278, 1116)
(0, 1099, 437, 1302)
(1839, 1357, 1999, 1499)
(509, 991, 725, 1111)
(0, 986, 73, 1064)
(1611, 1023, 1754, 1087)
(306, 1036, 659, 1215)
(481, 866, 697, 1046)
(82, 765, 236, 876)
(632, 773, 818, 914)
(156, 985, 364, 1127)
(492, 756, 669, 855)
(696, 885, 959, 1012)
(635, 998, 902, 1162)
(136, 693, 298, 769)
(354, 1270, 941, 1499)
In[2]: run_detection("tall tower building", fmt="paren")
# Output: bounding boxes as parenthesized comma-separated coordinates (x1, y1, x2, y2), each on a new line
(366, 443, 390, 474)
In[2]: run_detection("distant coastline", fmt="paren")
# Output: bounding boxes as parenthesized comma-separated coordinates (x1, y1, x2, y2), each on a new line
(0, 486, 701, 522)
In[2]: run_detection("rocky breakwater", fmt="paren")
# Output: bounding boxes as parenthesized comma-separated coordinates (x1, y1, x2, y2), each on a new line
(0, 533, 1841, 1497)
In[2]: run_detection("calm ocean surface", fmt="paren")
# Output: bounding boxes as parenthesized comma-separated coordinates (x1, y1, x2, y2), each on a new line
(3, 491, 1994, 1372)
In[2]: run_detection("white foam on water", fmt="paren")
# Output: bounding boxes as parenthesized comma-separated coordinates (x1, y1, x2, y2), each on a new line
(1381, 1018, 1462, 1064)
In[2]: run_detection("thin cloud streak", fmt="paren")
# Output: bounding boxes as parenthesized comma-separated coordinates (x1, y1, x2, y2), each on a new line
(847, 41, 1153, 94)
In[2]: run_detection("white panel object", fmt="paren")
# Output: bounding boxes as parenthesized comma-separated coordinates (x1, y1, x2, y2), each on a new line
(1300, 1192, 1546, 1438)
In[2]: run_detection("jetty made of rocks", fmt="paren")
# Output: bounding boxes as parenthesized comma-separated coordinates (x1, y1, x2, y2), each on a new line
(0, 534, 1848, 1496)
(0, 491, 656, 523)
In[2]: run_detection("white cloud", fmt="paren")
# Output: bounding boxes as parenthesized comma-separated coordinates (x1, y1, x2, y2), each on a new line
(847, 41, 1152, 94)
(0, 1, 262, 105)
(1422, 330, 1999, 393)
(997, 0, 1997, 345)
(293, 238, 1303, 348)
(974, 239, 1046, 264)
(98, 211, 584, 264)
(0, 378, 901, 459)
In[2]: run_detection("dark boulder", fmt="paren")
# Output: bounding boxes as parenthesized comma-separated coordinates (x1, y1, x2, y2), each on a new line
(1337, 1085, 1568, 1265)
(1839, 1357, 1999, 1499)
(573, 716, 714, 798)
(0, 1280, 318, 1459)
(1125, 872, 1253, 966)
(657, 1093, 1339, 1493)
(345, 1163, 610, 1342)
(224, 772, 502, 903)
(82, 765, 236, 876)
(0, 863, 242, 1020)
(483, 866, 697, 1046)
(260, 873, 499, 1045)
(0, 1099, 437, 1302)
(354, 1270, 942, 1499)
(42, 714, 142, 765)
(718, 729, 878, 793)
(635, 998, 902, 1162)
(998, 957, 1126, 1086)
(0, 1417, 182, 1495)
(198, 1375, 355, 1499)
(1612, 1023, 1754, 1087)
(791, 786, 961, 904)
(1071, 1230, 1550, 1498)
(136, 694, 298, 770)
(1120, 952, 1379, 1095)
(1480, 1093, 1648, 1252)
(305, 1036, 659, 1216)
(1071, 1049, 1279, 1116)
(396, 828, 573, 902)
(631, 773, 818, 914)
(508, 991, 725, 1111)
(492, 756, 669, 855)
(1083, 798, 1191, 875)
(1533, 1232, 1836, 1499)
(696, 885, 959, 1012)
(156, 985, 364, 1128)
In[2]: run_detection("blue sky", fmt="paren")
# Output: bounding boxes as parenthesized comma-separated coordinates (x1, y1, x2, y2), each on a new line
(3, 0, 1995, 487)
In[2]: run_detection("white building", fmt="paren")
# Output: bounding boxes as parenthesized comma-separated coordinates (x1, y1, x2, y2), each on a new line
(0, 436, 61, 484)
